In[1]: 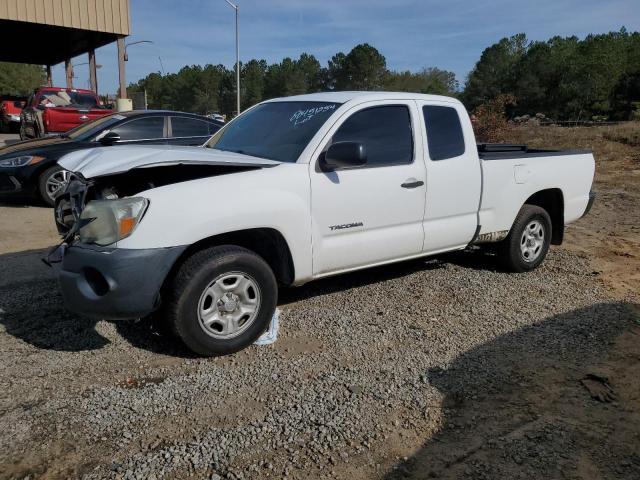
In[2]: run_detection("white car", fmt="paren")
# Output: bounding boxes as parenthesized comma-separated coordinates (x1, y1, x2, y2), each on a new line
(52, 92, 596, 356)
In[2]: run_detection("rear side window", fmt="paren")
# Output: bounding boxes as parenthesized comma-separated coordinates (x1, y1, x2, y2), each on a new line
(332, 105, 413, 166)
(171, 117, 212, 137)
(111, 116, 164, 140)
(422, 106, 465, 161)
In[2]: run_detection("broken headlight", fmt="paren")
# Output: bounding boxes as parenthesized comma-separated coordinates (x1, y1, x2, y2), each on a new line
(79, 197, 149, 246)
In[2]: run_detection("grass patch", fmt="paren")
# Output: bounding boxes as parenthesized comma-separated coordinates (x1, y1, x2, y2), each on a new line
(603, 122, 640, 147)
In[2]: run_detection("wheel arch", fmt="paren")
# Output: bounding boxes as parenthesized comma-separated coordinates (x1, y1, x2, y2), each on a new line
(163, 227, 296, 291)
(523, 188, 564, 245)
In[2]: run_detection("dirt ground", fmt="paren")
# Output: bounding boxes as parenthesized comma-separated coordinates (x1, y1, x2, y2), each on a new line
(0, 124, 638, 479)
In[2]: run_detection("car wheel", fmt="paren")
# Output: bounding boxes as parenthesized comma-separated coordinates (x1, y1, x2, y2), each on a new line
(38, 165, 71, 206)
(498, 205, 552, 272)
(165, 245, 277, 356)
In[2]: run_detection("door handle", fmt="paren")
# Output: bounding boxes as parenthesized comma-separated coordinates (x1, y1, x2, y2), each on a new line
(401, 180, 424, 189)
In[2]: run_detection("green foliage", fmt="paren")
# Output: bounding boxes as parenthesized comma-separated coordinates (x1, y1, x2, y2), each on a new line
(128, 44, 457, 118)
(385, 67, 459, 95)
(464, 29, 640, 120)
(0, 62, 46, 95)
(127, 30, 638, 121)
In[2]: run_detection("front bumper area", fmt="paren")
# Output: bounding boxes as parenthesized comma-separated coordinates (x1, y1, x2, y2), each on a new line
(0, 173, 22, 193)
(58, 243, 186, 320)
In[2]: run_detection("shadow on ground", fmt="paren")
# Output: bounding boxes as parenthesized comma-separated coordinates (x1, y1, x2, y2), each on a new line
(385, 301, 640, 480)
(0, 246, 504, 356)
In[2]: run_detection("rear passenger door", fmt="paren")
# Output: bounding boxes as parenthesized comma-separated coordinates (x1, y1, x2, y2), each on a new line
(110, 116, 168, 145)
(168, 116, 217, 146)
(418, 101, 481, 252)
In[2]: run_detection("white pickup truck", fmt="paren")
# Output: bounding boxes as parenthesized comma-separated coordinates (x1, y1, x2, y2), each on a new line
(52, 92, 595, 356)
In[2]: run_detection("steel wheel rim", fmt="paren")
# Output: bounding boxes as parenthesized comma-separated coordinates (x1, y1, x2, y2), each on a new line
(520, 220, 545, 262)
(197, 272, 261, 339)
(45, 169, 70, 201)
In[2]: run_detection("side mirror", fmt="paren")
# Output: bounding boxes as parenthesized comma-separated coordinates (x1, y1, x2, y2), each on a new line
(99, 131, 121, 145)
(322, 141, 367, 170)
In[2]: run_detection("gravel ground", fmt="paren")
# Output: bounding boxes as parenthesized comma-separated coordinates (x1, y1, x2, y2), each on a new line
(1, 242, 637, 479)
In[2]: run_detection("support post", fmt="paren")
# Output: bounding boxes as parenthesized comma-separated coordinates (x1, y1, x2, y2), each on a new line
(88, 49, 98, 95)
(235, 5, 240, 116)
(64, 59, 73, 89)
(46, 65, 52, 86)
(117, 37, 126, 99)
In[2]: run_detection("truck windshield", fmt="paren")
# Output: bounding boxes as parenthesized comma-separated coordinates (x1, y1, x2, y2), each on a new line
(206, 101, 341, 163)
(39, 89, 101, 109)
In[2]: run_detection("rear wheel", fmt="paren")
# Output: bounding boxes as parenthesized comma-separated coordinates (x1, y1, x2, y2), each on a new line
(164, 245, 277, 356)
(499, 205, 552, 272)
(38, 165, 70, 206)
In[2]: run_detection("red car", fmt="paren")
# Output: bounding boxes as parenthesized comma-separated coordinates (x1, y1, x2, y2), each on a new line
(0, 96, 26, 132)
(20, 87, 114, 139)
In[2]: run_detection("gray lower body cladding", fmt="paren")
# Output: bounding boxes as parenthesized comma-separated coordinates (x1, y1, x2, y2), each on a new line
(58, 243, 186, 320)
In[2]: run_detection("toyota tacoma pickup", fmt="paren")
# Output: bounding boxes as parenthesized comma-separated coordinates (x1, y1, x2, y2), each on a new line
(20, 87, 113, 139)
(51, 92, 596, 356)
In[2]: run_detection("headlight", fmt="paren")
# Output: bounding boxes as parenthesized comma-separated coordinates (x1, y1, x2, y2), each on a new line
(79, 197, 149, 246)
(0, 155, 45, 168)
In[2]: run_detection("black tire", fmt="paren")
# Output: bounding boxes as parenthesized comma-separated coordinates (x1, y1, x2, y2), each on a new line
(498, 205, 552, 272)
(164, 245, 277, 356)
(38, 165, 68, 206)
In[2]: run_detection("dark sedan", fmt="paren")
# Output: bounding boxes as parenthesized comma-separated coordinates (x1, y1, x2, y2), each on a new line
(0, 110, 223, 205)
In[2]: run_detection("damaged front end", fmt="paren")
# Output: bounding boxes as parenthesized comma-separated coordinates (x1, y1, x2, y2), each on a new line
(54, 162, 264, 243)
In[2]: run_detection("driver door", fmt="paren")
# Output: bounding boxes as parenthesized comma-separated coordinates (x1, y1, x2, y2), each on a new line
(310, 102, 426, 275)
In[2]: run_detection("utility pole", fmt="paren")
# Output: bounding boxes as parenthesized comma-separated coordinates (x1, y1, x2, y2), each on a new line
(225, 0, 240, 116)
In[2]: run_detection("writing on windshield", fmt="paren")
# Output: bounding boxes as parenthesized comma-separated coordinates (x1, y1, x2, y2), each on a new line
(207, 101, 341, 163)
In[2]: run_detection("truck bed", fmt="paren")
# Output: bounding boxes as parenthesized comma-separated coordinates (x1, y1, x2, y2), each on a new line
(478, 143, 592, 160)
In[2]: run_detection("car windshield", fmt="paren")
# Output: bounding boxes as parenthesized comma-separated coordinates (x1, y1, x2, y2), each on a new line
(206, 101, 341, 162)
(64, 113, 128, 140)
(39, 89, 101, 109)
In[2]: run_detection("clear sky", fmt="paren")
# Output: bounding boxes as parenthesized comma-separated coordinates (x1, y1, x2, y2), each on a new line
(52, 0, 639, 95)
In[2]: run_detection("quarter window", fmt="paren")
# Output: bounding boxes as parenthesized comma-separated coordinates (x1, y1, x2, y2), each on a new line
(111, 116, 164, 141)
(332, 105, 413, 166)
(422, 106, 465, 160)
(171, 117, 212, 137)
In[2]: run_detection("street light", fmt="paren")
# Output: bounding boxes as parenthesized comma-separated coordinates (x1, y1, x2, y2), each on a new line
(124, 40, 154, 61)
(224, 0, 240, 116)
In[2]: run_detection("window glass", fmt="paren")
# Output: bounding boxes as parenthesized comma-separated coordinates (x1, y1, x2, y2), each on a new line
(39, 89, 100, 108)
(208, 122, 222, 135)
(207, 101, 340, 162)
(111, 116, 164, 141)
(171, 117, 211, 137)
(422, 106, 465, 160)
(331, 106, 413, 166)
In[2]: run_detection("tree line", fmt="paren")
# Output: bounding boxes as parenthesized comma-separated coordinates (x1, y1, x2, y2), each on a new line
(127, 43, 458, 116)
(463, 28, 640, 120)
(0, 28, 637, 121)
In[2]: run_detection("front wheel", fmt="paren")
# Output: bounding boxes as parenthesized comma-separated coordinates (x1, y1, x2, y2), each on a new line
(498, 205, 552, 272)
(164, 245, 277, 356)
(38, 165, 70, 206)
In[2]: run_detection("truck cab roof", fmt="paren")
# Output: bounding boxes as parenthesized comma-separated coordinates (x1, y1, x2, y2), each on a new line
(264, 91, 463, 105)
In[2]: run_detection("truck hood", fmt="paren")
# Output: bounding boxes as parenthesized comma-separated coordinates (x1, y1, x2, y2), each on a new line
(57, 145, 280, 179)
